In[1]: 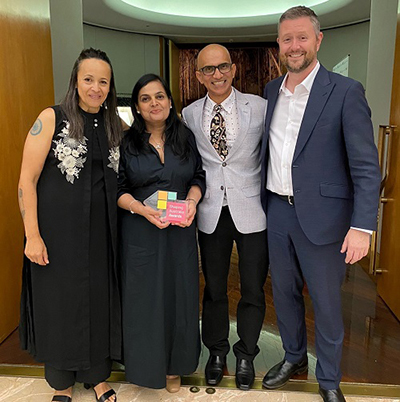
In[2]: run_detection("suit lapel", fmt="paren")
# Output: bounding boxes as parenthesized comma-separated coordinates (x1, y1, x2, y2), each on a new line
(293, 66, 335, 161)
(227, 89, 250, 160)
(192, 100, 205, 140)
(265, 76, 285, 135)
(261, 76, 284, 164)
(192, 98, 221, 159)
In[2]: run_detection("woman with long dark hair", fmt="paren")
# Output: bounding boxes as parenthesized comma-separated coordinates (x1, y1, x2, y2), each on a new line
(118, 74, 205, 393)
(18, 48, 124, 402)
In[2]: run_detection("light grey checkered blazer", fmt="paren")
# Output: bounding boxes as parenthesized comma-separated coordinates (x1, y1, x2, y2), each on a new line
(182, 88, 267, 234)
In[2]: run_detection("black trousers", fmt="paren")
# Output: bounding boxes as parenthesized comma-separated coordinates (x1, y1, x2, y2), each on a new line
(45, 358, 112, 390)
(198, 207, 268, 361)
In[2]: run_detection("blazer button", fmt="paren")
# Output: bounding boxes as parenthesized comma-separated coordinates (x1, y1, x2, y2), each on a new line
(220, 185, 224, 190)
(222, 162, 227, 167)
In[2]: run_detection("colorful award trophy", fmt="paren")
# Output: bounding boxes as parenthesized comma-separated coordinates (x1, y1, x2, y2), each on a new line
(144, 190, 188, 223)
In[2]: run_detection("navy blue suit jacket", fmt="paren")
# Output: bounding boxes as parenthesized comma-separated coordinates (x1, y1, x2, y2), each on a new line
(260, 65, 381, 245)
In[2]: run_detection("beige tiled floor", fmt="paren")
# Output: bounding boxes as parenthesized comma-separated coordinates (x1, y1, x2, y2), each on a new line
(0, 377, 399, 402)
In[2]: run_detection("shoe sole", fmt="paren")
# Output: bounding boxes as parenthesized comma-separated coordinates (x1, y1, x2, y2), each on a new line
(236, 380, 254, 391)
(262, 365, 308, 390)
(205, 375, 223, 386)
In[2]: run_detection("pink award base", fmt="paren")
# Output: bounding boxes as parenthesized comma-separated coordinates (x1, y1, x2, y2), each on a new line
(165, 201, 187, 223)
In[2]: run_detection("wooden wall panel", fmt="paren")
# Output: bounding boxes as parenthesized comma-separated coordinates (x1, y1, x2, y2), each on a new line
(377, 14, 400, 320)
(169, 40, 182, 113)
(0, 0, 54, 343)
(179, 46, 282, 108)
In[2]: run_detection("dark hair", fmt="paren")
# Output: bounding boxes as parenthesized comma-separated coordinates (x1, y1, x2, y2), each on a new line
(60, 48, 122, 147)
(279, 6, 320, 37)
(127, 73, 189, 159)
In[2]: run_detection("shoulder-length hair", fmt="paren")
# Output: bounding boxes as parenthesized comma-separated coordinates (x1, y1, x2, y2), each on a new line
(60, 48, 122, 147)
(126, 73, 189, 159)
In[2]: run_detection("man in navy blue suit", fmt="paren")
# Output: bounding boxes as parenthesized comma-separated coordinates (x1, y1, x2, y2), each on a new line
(260, 6, 381, 402)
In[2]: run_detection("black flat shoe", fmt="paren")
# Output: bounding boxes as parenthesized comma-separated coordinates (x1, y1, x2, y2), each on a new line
(205, 355, 226, 386)
(52, 396, 71, 402)
(319, 386, 346, 402)
(235, 358, 255, 391)
(84, 383, 117, 402)
(262, 358, 308, 389)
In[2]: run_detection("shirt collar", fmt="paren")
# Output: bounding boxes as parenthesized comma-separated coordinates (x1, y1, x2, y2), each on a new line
(205, 87, 236, 114)
(279, 61, 320, 94)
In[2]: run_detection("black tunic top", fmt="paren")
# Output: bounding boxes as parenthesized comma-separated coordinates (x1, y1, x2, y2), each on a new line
(20, 105, 121, 370)
(118, 125, 206, 388)
(118, 128, 205, 201)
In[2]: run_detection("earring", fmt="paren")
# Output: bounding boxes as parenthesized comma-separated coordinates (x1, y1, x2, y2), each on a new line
(137, 110, 141, 114)
(170, 105, 172, 109)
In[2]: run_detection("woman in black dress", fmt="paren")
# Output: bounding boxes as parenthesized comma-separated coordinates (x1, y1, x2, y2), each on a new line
(18, 48, 125, 402)
(118, 74, 205, 393)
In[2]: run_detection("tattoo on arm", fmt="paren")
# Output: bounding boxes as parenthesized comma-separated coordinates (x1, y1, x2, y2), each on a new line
(30, 118, 43, 136)
(18, 188, 25, 220)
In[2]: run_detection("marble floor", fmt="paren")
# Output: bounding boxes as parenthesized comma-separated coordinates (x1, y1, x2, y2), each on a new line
(1, 261, 400, 400)
(0, 377, 399, 402)
(2, 264, 400, 387)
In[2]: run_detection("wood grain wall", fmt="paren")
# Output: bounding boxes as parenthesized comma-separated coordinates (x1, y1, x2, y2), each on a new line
(179, 45, 282, 108)
(0, 0, 54, 343)
(378, 13, 400, 320)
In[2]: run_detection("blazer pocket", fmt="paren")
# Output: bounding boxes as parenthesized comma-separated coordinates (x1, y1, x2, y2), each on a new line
(241, 183, 260, 198)
(315, 123, 332, 131)
(320, 183, 353, 199)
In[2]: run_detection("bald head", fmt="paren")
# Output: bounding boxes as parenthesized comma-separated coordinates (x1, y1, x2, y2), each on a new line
(195, 43, 236, 104)
(196, 44, 232, 70)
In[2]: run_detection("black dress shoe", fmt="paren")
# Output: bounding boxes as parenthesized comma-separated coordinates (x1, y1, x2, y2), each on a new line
(235, 358, 255, 391)
(205, 355, 226, 385)
(319, 386, 346, 402)
(262, 358, 308, 389)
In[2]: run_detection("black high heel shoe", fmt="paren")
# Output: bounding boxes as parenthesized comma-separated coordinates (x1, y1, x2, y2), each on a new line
(84, 383, 117, 402)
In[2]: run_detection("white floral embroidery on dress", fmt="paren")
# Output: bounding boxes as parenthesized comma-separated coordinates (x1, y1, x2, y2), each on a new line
(108, 146, 120, 173)
(53, 121, 88, 184)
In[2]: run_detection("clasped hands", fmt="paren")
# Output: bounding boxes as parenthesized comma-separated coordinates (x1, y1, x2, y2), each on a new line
(142, 199, 196, 229)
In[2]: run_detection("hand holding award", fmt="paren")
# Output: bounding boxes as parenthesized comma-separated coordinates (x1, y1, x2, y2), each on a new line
(144, 190, 189, 225)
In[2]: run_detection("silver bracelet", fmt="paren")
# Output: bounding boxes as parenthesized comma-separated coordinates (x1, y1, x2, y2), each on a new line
(128, 199, 137, 214)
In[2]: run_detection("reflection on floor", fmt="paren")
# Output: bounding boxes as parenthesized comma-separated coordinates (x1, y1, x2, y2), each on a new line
(1, 255, 400, 394)
(0, 377, 398, 402)
(196, 257, 400, 386)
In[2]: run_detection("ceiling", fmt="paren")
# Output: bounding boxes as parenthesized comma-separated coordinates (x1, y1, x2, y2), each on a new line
(82, 0, 371, 43)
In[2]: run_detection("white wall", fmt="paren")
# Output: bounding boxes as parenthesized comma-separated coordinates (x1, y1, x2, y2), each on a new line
(366, 0, 398, 137)
(50, 0, 84, 103)
(318, 21, 370, 87)
(83, 25, 160, 96)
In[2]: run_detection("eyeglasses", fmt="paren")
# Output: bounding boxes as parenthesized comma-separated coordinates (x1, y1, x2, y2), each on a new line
(198, 63, 233, 76)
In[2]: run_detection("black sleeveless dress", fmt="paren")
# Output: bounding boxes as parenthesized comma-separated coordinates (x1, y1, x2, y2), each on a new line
(20, 105, 121, 370)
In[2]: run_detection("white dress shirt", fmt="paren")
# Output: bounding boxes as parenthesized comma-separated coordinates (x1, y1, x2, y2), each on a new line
(267, 62, 320, 196)
(202, 89, 239, 150)
(202, 88, 240, 206)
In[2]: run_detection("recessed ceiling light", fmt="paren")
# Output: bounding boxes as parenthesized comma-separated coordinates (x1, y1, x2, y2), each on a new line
(120, 0, 330, 19)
